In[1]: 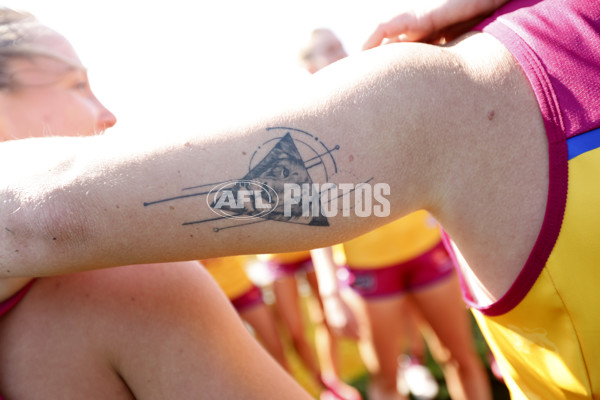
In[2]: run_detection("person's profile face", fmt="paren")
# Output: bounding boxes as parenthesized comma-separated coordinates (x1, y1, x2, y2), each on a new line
(0, 33, 116, 140)
(308, 30, 348, 73)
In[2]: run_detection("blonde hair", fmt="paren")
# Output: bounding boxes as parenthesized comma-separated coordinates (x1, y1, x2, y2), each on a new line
(0, 7, 57, 88)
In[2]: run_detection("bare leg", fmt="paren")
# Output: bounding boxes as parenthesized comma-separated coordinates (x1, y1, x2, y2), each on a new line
(305, 270, 361, 400)
(0, 262, 312, 399)
(239, 302, 290, 371)
(410, 275, 491, 400)
(403, 299, 428, 362)
(272, 275, 321, 380)
(343, 290, 409, 400)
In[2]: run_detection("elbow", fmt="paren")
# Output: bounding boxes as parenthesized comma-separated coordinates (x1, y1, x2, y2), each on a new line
(1, 185, 94, 277)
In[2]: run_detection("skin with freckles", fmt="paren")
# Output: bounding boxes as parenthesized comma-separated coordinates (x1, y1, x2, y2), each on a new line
(0, 13, 312, 399)
(0, 30, 116, 300)
(306, 29, 491, 400)
(3, 0, 579, 396)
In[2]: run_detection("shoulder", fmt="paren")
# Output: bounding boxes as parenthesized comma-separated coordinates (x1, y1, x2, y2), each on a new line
(432, 32, 549, 299)
(4, 261, 224, 323)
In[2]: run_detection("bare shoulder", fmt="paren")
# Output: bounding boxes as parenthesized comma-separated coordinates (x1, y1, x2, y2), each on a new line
(0, 263, 311, 398)
(0, 263, 227, 397)
(431, 32, 549, 299)
(309, 33, 548, 298)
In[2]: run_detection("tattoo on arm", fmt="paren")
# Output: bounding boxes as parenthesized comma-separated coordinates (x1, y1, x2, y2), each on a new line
(143, 127, 383, 232)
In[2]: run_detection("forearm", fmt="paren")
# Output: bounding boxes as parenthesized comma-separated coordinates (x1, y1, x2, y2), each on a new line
(432, 0, 510, 30)
(2, 114, 400, 277)
(1, 41, 474, 278)
(310, 247, 340, 297)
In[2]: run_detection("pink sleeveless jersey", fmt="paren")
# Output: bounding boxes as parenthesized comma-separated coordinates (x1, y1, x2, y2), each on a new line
(448, 1, 600, 397)
(0, 280, 35, 318)
(466, 0, 600, 316)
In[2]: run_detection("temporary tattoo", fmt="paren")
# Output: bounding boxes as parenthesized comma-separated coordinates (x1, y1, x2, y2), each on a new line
(144, 127, 382, 232)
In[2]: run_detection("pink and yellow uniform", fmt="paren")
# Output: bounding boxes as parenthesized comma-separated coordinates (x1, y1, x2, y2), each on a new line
(339, 210, 454, 298)
(447, 0, 600, 398)
(257, 251, 314, 280)
(0, 280, 36, 319)
(201, 256, 263, 311)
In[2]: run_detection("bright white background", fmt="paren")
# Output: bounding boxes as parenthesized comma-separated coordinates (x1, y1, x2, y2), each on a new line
(4, 1, 400, 136)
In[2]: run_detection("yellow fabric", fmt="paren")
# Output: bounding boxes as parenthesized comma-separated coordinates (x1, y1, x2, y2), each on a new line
(202, 256, 254, 299)
(331, 243, 347, 266)
(474, 147, 600, 399)
(341, 210, 441, 268)
(257, 251, 312, 264)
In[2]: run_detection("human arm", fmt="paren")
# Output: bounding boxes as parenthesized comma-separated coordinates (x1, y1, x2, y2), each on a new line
(310, 247, 359, 339)
(1, 42, 449, 278)
(0, 33, 547, 301)
(363, 0, 510, 48)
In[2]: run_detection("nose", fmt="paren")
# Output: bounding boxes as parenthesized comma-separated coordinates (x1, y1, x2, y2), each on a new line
(96, 101, 117, 132)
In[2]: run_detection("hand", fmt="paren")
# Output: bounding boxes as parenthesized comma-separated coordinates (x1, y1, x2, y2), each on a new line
(363, 0, 509, 49)
(322, 292, 360, 340)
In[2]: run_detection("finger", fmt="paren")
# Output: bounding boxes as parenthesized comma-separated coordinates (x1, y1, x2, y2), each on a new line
(384, 36, 401, 44)
(362, 23, 389, 50)
(363, 14, 416, 50)
(363, 15, 428, 50)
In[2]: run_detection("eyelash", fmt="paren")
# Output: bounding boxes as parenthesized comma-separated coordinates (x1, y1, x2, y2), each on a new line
(74, 81, 88, 90)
